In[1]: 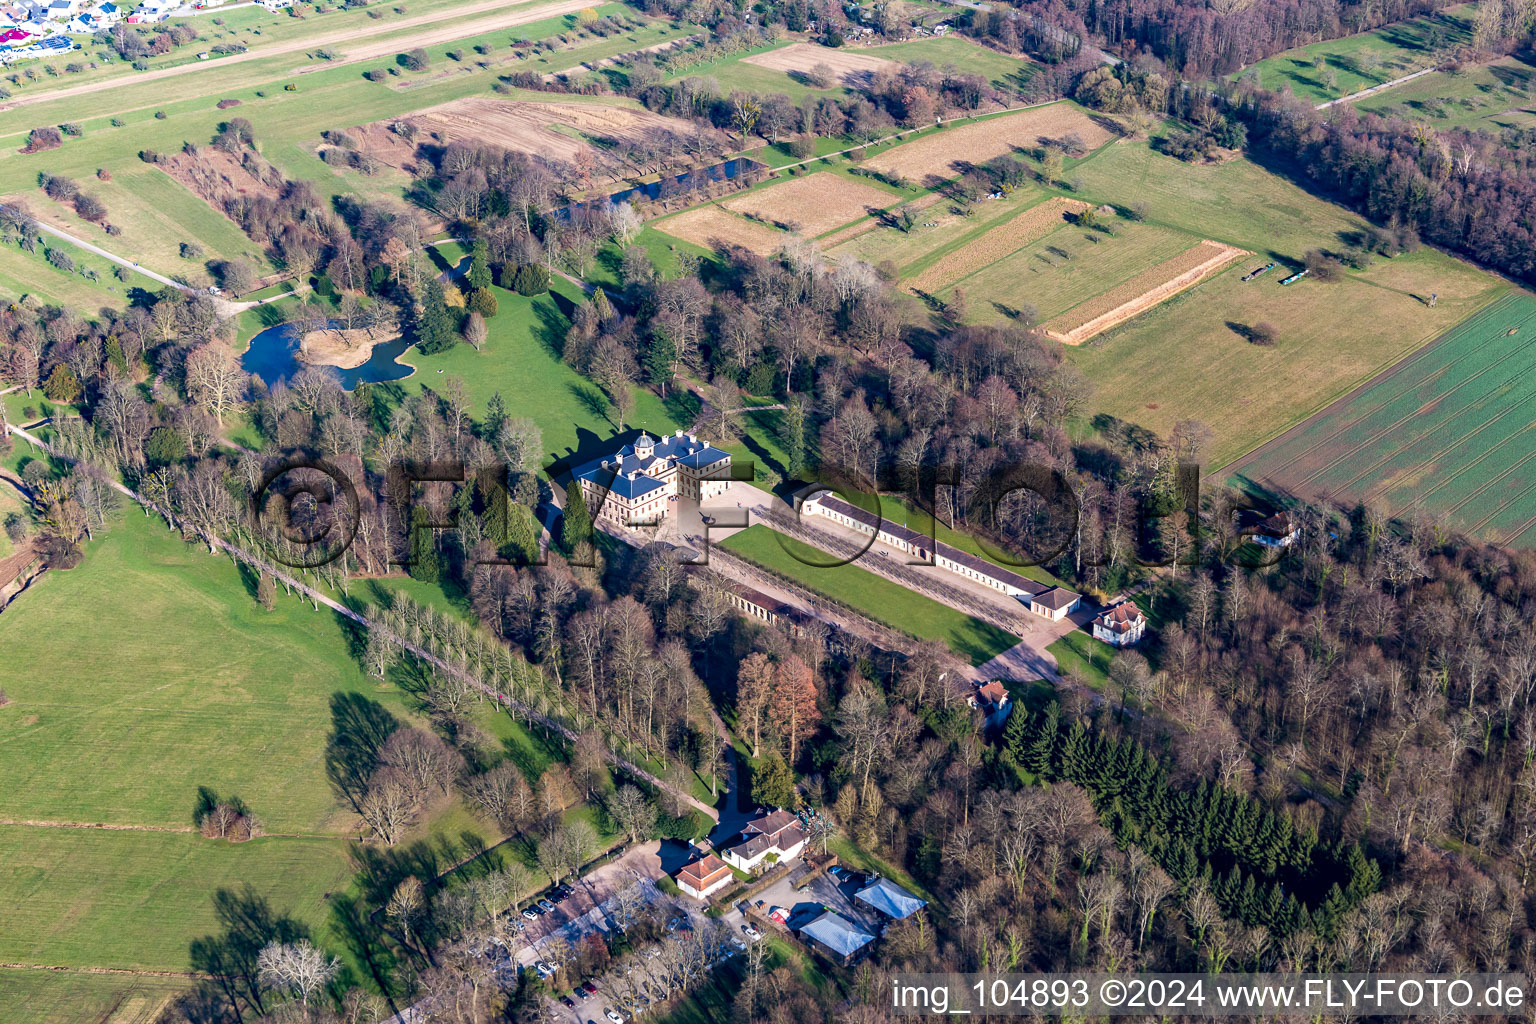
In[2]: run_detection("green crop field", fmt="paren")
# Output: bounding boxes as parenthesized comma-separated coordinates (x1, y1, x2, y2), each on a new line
(719, 524, 1020, 665)
(1238, 3, 1478, 104)
(1059, 140, 1506, 467)
(1354, 53, 1536, 132)
(1230, 293, 1536, 546)
(0, 968, 188, 1024)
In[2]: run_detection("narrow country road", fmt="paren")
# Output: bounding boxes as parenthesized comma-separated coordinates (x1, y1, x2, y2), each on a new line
(1314, 66, 1438, 110)
(34, 221, 189, 294)
(3, 421, 718, 823)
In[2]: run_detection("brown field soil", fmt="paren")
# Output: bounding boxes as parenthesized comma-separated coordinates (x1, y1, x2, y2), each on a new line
(740, 42, 899, 86)
(863, 104, 1118, 184)
(905, 196, 1089, 294)
(298, 328, 398, 369)
(818, 191, 942, 250)
(1045, 240, 1247, 344)
(386, 97, 723, 175)
(720, 172, 896, 237)
(652, 205, 787, 255)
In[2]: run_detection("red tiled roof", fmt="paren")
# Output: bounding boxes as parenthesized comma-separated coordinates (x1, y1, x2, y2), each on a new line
(677, 854, 731, 888)
(977, 680, 1008, 706)
(1093, 601, 1144, 632)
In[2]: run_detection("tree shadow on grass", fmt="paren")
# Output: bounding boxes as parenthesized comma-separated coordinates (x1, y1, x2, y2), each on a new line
(184, 885, 310, 1021)
(324, 692, 401, 808)
(569, 380, 613, 425)
(533, 290, 576, 360)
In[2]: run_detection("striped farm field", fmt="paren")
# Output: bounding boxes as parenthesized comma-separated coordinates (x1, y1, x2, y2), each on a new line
(1231, 294, 1536, 545)
(1043, 240, 1247, 344)
(905, 197, 1089, 295)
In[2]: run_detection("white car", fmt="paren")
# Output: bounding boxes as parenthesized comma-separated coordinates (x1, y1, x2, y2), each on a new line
(535, 960, 555, 977)
(605, 1011, 626, 1024)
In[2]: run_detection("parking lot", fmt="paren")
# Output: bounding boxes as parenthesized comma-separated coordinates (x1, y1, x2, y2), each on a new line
(745, 865, 885, 938)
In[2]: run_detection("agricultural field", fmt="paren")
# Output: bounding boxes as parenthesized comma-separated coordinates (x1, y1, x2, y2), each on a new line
(652, 203, 790, 256)
(1059, 140, 1506, 466)
(740, 42, 898, 86)
(1354, 53, 1536, 131)
(1230, 293, 1536, 546)
(1238, 3, 1478, 104)
(719, 523, 1021, 665)
(903, 196, 1089, 295)
(720, 170, 900, 237)
(1042, 239, 1246, 344)
(861, 101, 1117, 185)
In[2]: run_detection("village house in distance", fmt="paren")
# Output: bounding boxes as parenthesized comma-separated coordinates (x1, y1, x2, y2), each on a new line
(573, 430, 732, 526)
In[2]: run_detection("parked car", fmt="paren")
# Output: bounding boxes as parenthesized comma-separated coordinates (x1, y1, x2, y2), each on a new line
(561, 995, 575, 1007)
(583, 981, 599, 995)
(521, 908, 538, 920)
(535, 960, 555, 977)
(538, 898, 557, 912)
(605, 1010, 626, 1024)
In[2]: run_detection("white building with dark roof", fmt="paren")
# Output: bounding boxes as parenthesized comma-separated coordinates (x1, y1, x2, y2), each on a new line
(571, 430, 731, 526)
(721, 808, 806, 872)
(798, 491, 1081, 620)
(1092, 600, 1146, 647)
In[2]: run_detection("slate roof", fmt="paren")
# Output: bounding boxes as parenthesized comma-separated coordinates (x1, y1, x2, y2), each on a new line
(854, 877, 927, 920)
(799, 911, 874, 956)
(1031, 585, 1081, 610)
(573, 430, 730, 499)
(809, 493, 1047, 596)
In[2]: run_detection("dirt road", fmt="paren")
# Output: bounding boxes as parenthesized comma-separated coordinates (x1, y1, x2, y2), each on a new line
(0, 0, 590, 112)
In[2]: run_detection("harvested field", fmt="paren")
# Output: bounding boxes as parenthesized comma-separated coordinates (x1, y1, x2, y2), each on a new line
(905, 196, 1088, 294)
(721, 172, 895, 237)
(653, 205, 787, 256)
(377, 98, 722, 176)
(740, 43, 899, 86)
(863, 103, 1118, 183)
(1045, 240, 1246, 344)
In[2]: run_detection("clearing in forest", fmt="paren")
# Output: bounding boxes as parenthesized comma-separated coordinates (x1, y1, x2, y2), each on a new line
(1043, 240, 1248, 344)
(720, 171, 897, 237)
(740, 42, 899, 86)
(861, 103, 1117, 183)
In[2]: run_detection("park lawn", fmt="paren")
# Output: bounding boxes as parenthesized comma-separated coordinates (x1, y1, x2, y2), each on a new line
(719, 524, 1020, 665)
(1354, 53, 1536, 131)
(944, 218, 1198, 323)
(385, 278, 687, 464)
(0, 827, 355, 973)
(1048, 630, 1112, 691)
(0, 509, 418, 834)
(0, 967, 188, 1024)
(1060, 141, 1507, 466)
(744, 135, 849, 169)
(1237, 3, 1477, 103)
(22, 165, 277, 281)
(0, 233, 142, 309)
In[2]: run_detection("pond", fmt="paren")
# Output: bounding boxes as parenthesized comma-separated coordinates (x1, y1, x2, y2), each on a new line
(242, 320, 416, 390)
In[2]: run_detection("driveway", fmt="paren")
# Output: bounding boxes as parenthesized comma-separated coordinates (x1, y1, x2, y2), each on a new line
(514, 842, 668, 964)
